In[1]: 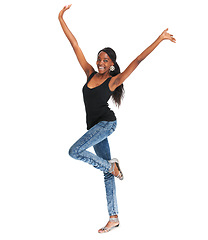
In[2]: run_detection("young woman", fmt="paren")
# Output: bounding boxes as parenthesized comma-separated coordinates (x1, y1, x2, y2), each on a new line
(58, 4, 176, 234)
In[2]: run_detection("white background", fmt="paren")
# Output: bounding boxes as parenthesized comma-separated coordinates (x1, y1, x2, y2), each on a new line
(0, 0, 207, 239)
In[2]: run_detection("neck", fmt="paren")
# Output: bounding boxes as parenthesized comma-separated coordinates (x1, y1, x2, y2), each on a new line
(97, 71, 111, 79)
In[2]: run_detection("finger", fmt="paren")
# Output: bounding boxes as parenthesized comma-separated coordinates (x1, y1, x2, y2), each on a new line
(172, 38, 176, 43)
(64, 4, 72, 9)
(164, 28, 168, 32)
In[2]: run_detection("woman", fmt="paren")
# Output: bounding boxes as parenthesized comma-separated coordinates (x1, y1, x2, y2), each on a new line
(58, 4, 176, 233)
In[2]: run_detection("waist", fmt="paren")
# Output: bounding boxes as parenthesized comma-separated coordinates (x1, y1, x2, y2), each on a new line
(86, 109, 116, 130)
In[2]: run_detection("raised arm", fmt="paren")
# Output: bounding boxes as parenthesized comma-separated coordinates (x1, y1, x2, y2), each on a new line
(110, 29, 176, 90)
(58, 5, 94, 77)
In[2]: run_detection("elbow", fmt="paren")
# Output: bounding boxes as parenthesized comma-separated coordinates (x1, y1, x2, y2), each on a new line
(137, 58, 144, 65)
(58, 14, 63, 21)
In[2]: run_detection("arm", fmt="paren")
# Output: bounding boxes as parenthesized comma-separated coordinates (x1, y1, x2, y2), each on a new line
(58, 5, 94, 77)
(111, 28, 176, 89)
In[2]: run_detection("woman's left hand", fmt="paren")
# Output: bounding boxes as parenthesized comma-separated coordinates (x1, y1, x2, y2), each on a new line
(160, 28, 176, 43)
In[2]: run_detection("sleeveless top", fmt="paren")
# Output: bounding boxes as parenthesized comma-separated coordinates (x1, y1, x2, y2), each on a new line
(82, 71, 116, 130)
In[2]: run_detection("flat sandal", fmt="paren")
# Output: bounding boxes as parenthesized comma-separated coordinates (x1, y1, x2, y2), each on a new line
(98, 217, 120, 234)
(109, 158, 124, 180)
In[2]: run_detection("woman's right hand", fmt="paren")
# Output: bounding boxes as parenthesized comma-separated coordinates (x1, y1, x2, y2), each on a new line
(58, 4, 72, 19)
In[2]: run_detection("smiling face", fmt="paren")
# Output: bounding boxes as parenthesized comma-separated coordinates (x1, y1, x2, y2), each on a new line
(96, 51, 114, 74)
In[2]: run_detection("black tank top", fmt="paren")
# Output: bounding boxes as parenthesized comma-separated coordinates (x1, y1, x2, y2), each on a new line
(82, 71, 116, 130)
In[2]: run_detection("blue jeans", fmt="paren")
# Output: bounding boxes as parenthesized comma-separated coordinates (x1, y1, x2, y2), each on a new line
(69, 121, 118, 216)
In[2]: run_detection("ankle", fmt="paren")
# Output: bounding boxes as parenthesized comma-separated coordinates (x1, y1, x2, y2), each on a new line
(110, 215, 118, 219)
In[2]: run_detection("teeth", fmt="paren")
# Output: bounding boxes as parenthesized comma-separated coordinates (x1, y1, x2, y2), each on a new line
(99, 67, 104, 69)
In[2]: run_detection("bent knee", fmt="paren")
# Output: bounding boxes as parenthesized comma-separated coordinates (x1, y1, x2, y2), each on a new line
(68, 146, 79, 159)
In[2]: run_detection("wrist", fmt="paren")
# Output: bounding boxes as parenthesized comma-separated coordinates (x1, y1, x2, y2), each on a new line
(58, 14, 63, 20)
(58, 10, 65, 20)
(158, 34, 164, 42)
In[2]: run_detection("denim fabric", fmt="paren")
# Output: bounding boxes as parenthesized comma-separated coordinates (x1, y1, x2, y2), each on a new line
(69, 121, 117, 172)
(69, 120, 118, 216)
(94, 138, 118, 216)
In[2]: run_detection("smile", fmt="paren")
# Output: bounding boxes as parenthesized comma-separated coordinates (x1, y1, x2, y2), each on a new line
(98, 66, 105, 70)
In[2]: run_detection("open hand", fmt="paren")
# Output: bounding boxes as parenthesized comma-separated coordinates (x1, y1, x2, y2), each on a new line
(160, 28, 176, 43)
(58, 4, 72, 19)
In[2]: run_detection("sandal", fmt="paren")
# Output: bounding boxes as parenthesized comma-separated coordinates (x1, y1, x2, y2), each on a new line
(98, 217, 120, 233)
(109, 158, 124, 180)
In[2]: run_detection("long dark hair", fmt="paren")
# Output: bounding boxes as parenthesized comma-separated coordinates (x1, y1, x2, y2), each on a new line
(98, 47, 124, 107)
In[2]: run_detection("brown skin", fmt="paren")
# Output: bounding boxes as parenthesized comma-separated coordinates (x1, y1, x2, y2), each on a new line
(87, 51, 114, 89)
(58, 5, 176, 91)
(58, 4, 176, 233)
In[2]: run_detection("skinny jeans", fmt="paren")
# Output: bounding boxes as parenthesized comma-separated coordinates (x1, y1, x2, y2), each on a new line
(69, 120, 118, 216)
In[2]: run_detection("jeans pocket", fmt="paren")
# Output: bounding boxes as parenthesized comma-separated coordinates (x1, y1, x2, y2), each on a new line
(97, 121, 117, 135)
(97, 121, 109, 128)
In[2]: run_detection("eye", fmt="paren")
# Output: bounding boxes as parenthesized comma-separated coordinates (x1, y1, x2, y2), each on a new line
(104, 60, 108, 63)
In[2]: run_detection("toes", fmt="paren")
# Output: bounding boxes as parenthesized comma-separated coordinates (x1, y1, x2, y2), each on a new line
(98, 228, 107, 233)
